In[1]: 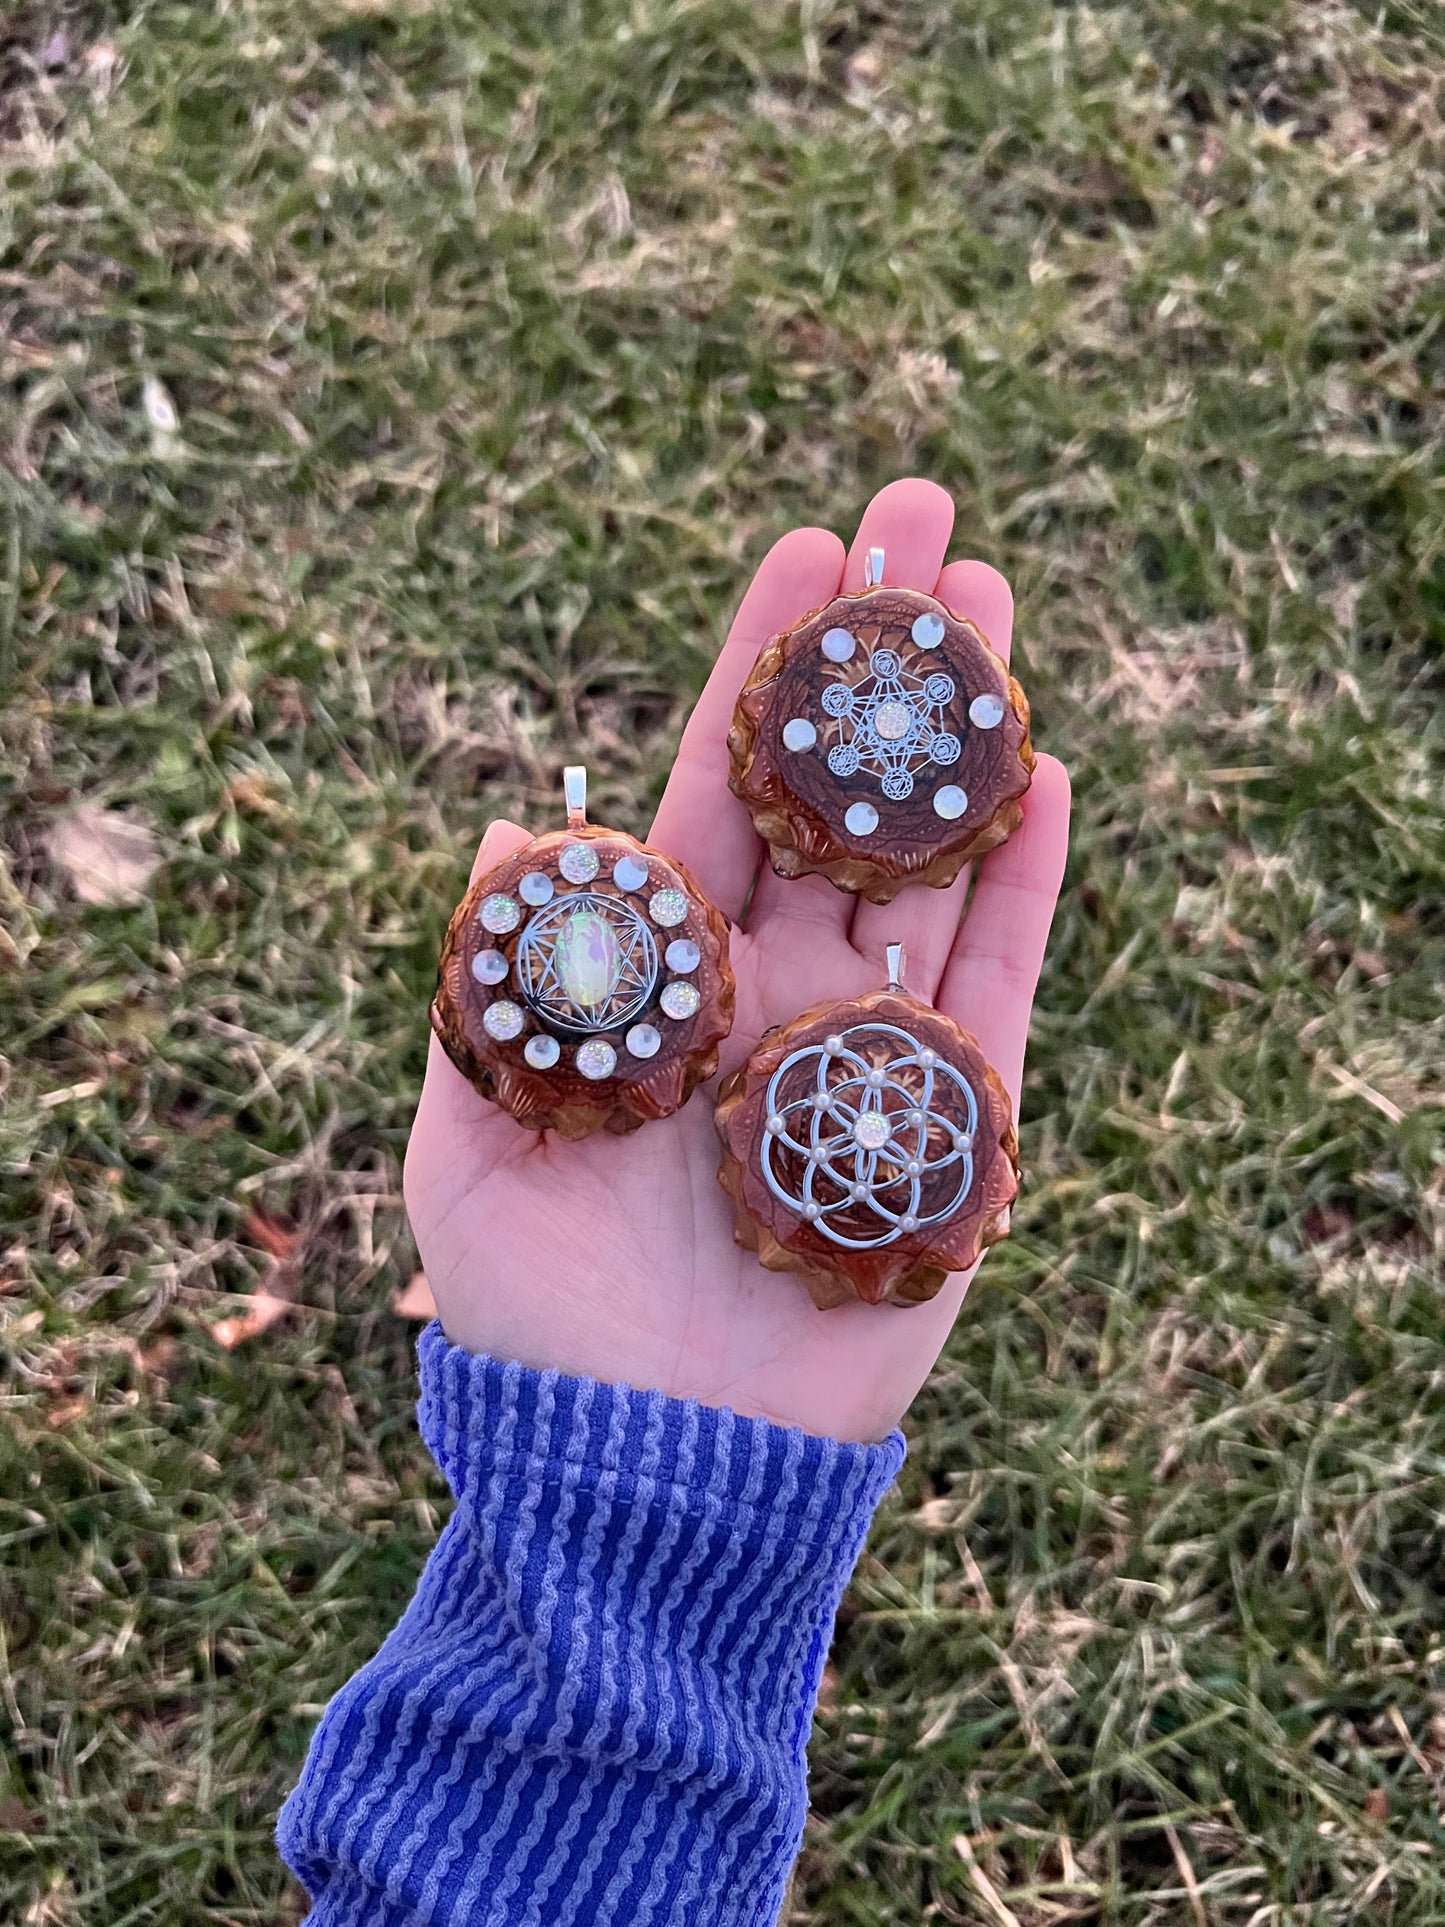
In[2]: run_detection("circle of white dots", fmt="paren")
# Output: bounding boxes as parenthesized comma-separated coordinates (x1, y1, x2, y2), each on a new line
(757, 1021, 980, 1251)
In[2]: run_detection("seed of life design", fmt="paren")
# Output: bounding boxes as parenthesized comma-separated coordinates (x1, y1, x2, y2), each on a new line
(759, 1021, 978, 1249)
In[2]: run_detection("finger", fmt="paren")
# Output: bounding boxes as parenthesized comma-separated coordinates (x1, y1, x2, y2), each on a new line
(745, 863, 853, 945)
(850, 864, 973, 1005)
(933, 558, 1015, 665)
(747, 485, 957, 954)
(934, 754, 1072, 1110)
(466, 817, 532, 886)
(650, 525, 845, 921)
(842, 476, 954, 589)
(849, 552, 1015, 998)
(410, 818, 536, 1168)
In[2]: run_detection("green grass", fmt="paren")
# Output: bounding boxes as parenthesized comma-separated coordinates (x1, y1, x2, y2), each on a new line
(2, 0, 1443, 1920)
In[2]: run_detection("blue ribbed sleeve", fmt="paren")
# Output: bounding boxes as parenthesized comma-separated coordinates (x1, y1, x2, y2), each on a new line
(277, 1323, 906, 1926)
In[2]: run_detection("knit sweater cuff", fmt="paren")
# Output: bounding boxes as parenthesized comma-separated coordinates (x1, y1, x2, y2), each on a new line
(278, 1323, 905, 1927)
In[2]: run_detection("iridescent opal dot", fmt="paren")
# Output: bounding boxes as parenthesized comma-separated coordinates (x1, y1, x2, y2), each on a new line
(660, 981, 701, 1021)
(649, 889, 688, 928)
(479, 893, 520, 935)
(873, 700, 912, 741)
(482, 1000, 525, 1042)
(852, 1111, 892, 1151)
(558, 842, 600, 884)
(553, 907, 621, 1009)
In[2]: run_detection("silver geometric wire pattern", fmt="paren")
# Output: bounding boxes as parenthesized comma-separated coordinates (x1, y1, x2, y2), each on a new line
(823, 647, 960, 802)
(760, 1021, 977, 1248)
(514, 892, 658, 1035)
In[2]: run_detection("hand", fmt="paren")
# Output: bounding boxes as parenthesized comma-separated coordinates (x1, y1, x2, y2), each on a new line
(403, 480, 1070, 1443)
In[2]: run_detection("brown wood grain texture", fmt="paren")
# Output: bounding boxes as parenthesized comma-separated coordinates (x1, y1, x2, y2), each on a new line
(715, 989, 1020, 1308)
(728, 585, 1034, 904)
(432, 825, 735, 1138)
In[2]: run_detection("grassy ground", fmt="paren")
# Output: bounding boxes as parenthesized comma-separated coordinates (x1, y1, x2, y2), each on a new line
(2, 0, 1443, 1920)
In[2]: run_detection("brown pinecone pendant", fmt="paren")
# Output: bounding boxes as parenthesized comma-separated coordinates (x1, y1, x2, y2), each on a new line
(715, 946, 1019, 1308)
(728, 547, 1034, 904)
(432, 769, 735, 1139)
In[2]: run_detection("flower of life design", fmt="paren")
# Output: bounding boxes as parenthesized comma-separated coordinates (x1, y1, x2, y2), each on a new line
(822, 648, 961, 802)
(514, 892, 658, 1035)
(760, 1022, 978, 1248)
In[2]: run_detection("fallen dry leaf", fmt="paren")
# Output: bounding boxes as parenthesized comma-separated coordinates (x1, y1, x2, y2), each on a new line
(212, 1289, 291, 1351)
(45, 1393, 93, 1429)
(393, 1271, 438, 1320)
(50, 806, 161, 906)
(243, 1205, 301, 1262)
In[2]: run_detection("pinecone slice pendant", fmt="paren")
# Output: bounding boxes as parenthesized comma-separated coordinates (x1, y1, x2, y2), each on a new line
(433, 768, 735, 1139)
(728, 547, 1034, 904)
(715, 945, 1019, 1307)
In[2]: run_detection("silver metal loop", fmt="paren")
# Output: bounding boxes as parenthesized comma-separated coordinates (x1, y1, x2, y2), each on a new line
(864, 546, 885, 589)
(563, 765, 587, 827)
(886, 943, 905, 991)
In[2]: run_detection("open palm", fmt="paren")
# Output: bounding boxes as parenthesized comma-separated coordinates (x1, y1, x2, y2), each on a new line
(403, 481, 1070, 1443)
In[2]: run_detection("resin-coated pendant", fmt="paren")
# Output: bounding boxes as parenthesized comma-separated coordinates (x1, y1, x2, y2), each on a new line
(728, 548, 1034, 904)
(715, 946, 1019, 1307)
(432, 769, 734, 1138)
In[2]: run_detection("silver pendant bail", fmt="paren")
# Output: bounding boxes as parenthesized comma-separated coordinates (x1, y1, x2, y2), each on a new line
(864, 546, 885, 589)
(886, 942, 905, 991)
(563, 765, 588, 828)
